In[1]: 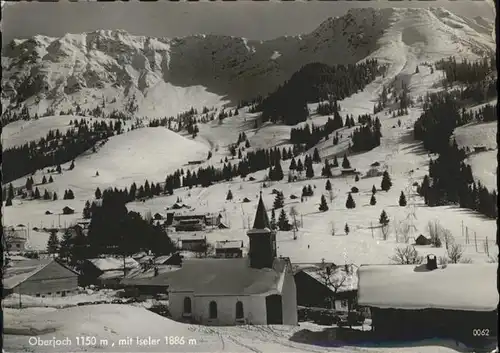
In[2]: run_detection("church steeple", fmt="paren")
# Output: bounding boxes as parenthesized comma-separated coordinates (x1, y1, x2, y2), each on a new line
(252, 192, 271, 230)
(247, 192, 277, 269)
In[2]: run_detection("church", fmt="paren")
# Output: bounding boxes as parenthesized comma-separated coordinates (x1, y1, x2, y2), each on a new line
(167, 193, 298, 326)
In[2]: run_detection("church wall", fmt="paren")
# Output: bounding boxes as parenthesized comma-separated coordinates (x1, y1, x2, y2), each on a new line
(192, 295, 267, 325)
(281, 269, 299, 325)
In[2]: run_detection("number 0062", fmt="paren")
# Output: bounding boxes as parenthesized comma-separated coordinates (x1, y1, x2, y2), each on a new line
(472, 329, 490, 336)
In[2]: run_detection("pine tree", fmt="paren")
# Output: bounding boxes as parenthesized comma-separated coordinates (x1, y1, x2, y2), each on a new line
(381, 171, 392, 191)
(67, 189, 75, 199)
(370, 194, 377, 205)
(42, 175, 47, 184)
(415, 65, 419, 74)
(289, 158, 297, 170)
(226, 189, 233, 201)
(305, 161, 314, 178)
(47, 230, 60, 254)
(83, 200, 92, 219)
(345, 192, 356, 209)
(270, 209, 277, 230)
(342, 154, 351, 169)
(58, 229, 73, 262)
(5, 197, 13, 206)
(49, 175, 54, 183)
(273, 191, 285, 209)
(69, 160, 75, 170)
(43, 189, 50, 200)
(344, 223, 350, 235)
(325, 179, 332, 191)
(296, 159, 304, 173)
(372, 185, 377, 194)
(312, 148, 321, 163)
(53, 192, 58, 201)
(332, 156, 339, 167)
(399, 191, 407, 206)
(278, 209, 290, 231)
(95, 187, 102, 199)
(319, 195, 329, 212)
(34, 187, 41, 199)
(379, 210, 389, 226)
(56, 164, 62, 174)
(355, 174, 360, 182)
(321, 160, 332, 177)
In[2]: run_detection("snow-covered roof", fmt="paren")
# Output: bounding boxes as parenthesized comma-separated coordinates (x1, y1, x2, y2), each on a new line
(87, 257, 139, 271)
(167, 257, 289, 296)
(4, 259, 55, 289)
(154, 254, 175, 264)
(121, 265, 182, 286)
(97, 270, 126, 280)
(178, 234, 206, 242)
(357, 263, 498, 311)
(215, 240, 243, 249)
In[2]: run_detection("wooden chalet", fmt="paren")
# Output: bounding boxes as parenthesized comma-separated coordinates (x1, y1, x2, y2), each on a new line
(79, 257, 140, 287)
(215, 240, 243, 258)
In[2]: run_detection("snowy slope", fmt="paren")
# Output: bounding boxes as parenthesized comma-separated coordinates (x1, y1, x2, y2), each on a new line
(1, 115, 126, 149)
(2, 7, 495, 120)
(3, 304, 477, 353)
(3, 127, 209, 248)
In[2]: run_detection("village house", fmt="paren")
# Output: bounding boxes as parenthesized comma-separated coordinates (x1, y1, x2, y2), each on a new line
(3, 258, 79, 298)
(414, 234, 431, 246)
(3, 227, 28, 252)
(62, 206, 75, 215)
(175, 219, 206, 232)
(294, 263, 358, 312)
(167, 194, 298, 326)
(215, 240, 244, 258)
(177, 234, 207, 251)
(341, 168, 360, 176)
(79, 257, 140, 287)
(357, 256, 498, 342)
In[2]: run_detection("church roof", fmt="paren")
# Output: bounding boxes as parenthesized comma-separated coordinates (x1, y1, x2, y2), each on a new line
(252, 193, 271, 230)
(166, 257, 290, 296)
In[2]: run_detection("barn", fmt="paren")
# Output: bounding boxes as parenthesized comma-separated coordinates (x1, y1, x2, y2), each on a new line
(177, 234, 207, 251)
(414, 234, 431, 245)
(3, 259, 79, 298)
(357, 257, 498, 343)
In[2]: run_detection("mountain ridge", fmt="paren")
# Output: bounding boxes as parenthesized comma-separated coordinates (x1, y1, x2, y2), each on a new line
(1, 7, 495, 121)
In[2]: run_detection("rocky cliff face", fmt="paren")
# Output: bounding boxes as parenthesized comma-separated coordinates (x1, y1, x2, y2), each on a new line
(1, 7, 495, 120)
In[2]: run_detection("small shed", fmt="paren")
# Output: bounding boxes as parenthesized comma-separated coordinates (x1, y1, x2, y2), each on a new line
(215, 240, 243, 258)
(62, 206, 75, 215)
(45, 210, 53, 215)
(242, 197, 251, 203)
(414, 234, 431, 246)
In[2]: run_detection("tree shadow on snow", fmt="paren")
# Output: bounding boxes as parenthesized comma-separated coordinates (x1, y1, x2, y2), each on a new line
(289, 327, 489, 352)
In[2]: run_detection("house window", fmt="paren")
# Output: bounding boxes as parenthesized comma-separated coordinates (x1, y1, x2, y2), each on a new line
(236, 301, 244, 319)
(16, 244, 20, 248)
(209, 301, 218, 319)
(183, 297, 192, 314)
(36, 293, 40, 297)
(341, 300, 348, 308)
(61, 291, 66, 297)
(56, 292, 61, 295)
(7, 244, 12, 249)
(48, 292, 52, 295)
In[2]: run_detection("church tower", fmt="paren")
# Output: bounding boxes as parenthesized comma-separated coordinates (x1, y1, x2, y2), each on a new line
(247, 192, 277, 269)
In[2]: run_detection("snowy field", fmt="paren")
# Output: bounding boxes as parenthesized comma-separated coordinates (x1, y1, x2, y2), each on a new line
(3, 304, 479, 353)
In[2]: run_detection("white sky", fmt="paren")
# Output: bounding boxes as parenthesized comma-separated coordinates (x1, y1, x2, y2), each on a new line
(1, 0, 496, 45)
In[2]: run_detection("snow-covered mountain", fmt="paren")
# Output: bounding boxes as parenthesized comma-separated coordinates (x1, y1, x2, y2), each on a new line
(1, 7, 495, 120)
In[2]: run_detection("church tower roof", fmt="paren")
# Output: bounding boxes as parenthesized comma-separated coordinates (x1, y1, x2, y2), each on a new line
(252, 192, 271, 230)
